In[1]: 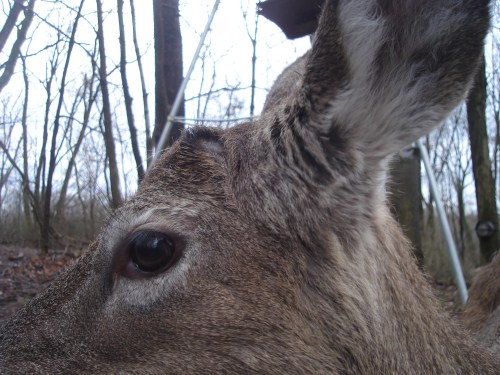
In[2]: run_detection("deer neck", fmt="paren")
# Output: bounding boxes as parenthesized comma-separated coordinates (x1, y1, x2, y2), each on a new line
(299, 203, 498, 374)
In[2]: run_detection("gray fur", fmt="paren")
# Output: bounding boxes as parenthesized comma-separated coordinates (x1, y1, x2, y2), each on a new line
(463, 252, 500, 356)
(262, 52, 308, 113)
(0, 0, 498, 374)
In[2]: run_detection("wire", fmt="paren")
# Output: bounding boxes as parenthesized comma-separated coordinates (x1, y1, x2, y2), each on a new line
(168, 116, 258, 126)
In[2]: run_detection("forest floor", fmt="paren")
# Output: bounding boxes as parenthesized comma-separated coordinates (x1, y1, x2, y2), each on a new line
(0, 244, 78, 326)
(0, 244, 464, 326)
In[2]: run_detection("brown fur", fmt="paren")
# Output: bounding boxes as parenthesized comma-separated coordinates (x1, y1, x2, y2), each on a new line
(0, 0, 498, 374)
(463, 252, 500, 355)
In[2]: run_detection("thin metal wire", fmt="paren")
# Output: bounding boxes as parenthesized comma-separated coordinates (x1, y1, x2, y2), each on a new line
(417, 139, 468, 304)
(170, 116, 258, 125)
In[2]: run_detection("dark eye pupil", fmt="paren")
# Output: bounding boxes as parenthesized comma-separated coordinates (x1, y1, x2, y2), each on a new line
(130, 232, 174, 273)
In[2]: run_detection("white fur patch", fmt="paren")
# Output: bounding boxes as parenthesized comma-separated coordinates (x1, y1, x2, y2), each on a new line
(108, 254, 192, 308)
(326, 0, 474, 160)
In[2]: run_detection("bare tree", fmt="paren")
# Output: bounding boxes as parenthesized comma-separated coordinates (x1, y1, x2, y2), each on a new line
(0, 0, 27, 52)
(129, 0, 153, 166)
(467, 55, 499, 264)
(0, 98, 21, 217)
(0, 0, 36, 92)
(153, 0, 185, 149)
(438, 109, 475, 263)
(241, 0, 259, 117)
(117, 0, 145, 181)
(31, 40, 61, 248)
(41, 0, 85, 254)
(487, 30, 500, 212)
(20, 55, 31, 224)
(54, 71, 99, 222)
(96, 0, 122, 208)
(193, 46, 216, 124)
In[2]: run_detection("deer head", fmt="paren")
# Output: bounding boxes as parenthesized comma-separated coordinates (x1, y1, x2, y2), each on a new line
(1, 0, 498, 374)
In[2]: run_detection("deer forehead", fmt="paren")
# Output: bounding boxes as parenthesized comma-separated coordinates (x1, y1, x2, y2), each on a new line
(143, 126, 228, 188)
(104, 127, 233, 243)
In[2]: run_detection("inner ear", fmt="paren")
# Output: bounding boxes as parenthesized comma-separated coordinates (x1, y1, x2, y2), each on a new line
(196, 138, 224, 154)
(184, 127, 224, 156)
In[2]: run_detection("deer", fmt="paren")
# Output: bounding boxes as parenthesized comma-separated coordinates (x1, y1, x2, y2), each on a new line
(463, 252, 500, 355)
(1, 0, 499, 373)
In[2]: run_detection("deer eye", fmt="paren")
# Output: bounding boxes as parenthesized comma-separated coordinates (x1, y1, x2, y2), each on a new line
(128, 231, 176, 273)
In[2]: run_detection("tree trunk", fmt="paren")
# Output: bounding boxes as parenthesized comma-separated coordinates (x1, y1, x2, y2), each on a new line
(153, 0, 184, 150)
(41, 0, 84, 254)
(250, 17, 258, 118)
(0, 0, 36, 93)
(242, 7, 259, 118)
(455, 177, 474, 261)
(96, 0, 123, 208)
(466, 55, 499, 264)
(34, 58, 56, 246)
(117, 0, 145, 182)
(0, 0, 25, 53)
(389, 147, 424, 268)
(20, 55, 31, 225)
(130, 0, 153, 166)
(55, 75, 97, 220)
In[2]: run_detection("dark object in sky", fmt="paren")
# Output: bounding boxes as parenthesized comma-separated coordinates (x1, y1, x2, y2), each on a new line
(257, 0, 324, 39)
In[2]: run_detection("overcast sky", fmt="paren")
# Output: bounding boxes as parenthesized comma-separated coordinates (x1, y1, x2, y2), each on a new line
(1, 0, 311, 118)
(166, 0, 311, 119)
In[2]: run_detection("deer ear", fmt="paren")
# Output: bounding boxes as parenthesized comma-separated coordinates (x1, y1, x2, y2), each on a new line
(275, 0, 489, 163)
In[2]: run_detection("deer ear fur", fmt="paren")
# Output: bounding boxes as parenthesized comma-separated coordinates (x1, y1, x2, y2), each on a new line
(273, 0, 489, 163)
